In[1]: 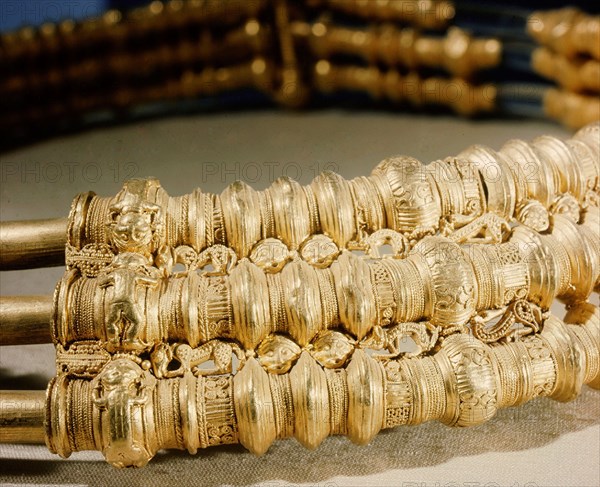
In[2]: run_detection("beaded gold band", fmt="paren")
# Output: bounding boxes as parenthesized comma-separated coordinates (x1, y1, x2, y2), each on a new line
(66, 123, 599, 258)
(56, 211, 599, 346)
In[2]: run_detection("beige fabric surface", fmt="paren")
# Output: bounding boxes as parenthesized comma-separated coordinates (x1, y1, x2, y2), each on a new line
(1, 111, 598, 487)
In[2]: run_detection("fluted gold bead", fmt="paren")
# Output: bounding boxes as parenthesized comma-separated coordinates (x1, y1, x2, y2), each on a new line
(220, 181, 262, 257)
(428, 161, 461, 214)
(311, 171, 357, 247)
(269, 177, 311, 249)
(290, 352, 330, 449)
(549, 215, 599, 303)
(532, 135, 576, 196)
(350, 176, 387, 234)
(64, 124, 598, 260)
(457, 145, 517, 218)
(574, 122, 600, 166)
(233, 357, 276, 456)
(500, 138, 556, 207)
(565, 139, 599, 199)
(42, 305, 600, 467)
(281, 260, 323, 346)
(230, 260, 271, 349)
(580, 207, 600, 290)
(372, 156, 441, 235)
(331, 251, 377, 340)
(345, 349, 385, 445)
(510, 226, 563, 308)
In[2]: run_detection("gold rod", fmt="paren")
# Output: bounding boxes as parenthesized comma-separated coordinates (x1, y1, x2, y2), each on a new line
(0, 218, 67, 270)
(0, 390, 46, 444)
(0, 296, 53, 345)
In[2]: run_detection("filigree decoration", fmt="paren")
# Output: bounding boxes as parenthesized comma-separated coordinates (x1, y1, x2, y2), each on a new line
(249, 238, 292, 273)
(174, 244, 238, 276)
(173, 245, 198, 274)
(364, 229, 409, 258)
(197, 245, 238, 276)
(39, 123, 600, 467)
(56, 341, 111, 377)
(583, 189, 599, 208)
(550, 193, 581, 222)
(522, 335, 555, 396)
(470, 299, 548, 343)
(66, 243, 115, 277)
(204, 376, 238, 446)
(516, 200, 550, 232)
(299, 234, 340, 268)
(445, 213, 511, 244)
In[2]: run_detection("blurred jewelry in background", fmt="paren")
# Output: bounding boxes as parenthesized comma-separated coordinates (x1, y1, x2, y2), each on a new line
(0, 0, 598, 151)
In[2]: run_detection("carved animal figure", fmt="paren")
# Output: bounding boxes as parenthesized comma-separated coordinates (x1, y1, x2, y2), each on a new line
(197, 245, 238, 276)
(309, 330, 355, 368)
(256, 334, 302, 374)
(151, 340, 245, 378)
(364, 229, 408, 258)
(98, 253, 159, 352)
(92, 359, 152, 468)
(364, 322, 440, 358)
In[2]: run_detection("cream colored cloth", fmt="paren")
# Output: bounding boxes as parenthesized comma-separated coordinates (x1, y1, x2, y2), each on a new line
(1, 112, 598, 487)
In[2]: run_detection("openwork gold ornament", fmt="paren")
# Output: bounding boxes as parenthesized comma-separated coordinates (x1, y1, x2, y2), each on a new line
(29, 123, 598, 467)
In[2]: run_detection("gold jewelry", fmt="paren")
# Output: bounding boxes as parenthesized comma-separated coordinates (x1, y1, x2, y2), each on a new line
(36, 303, 600, 465)
(1, 123, 599, 468)
(1, 0, 600, 472)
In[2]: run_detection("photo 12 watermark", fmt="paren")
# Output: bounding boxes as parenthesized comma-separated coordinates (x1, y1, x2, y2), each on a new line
(0, 1, 104, 30)
(1, 161, 139, 184)
(200, 161, 340, 184)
